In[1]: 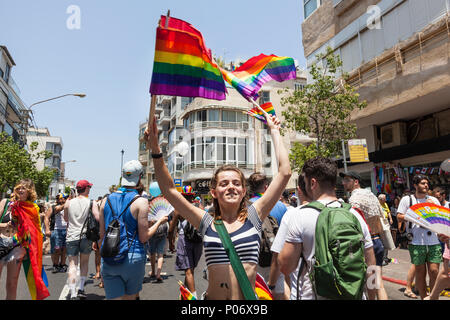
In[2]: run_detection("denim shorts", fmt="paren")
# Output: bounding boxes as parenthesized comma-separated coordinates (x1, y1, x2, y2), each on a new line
(372, 236, 385, 267)
(148, 236, 166, 255)
(50, 229, 67, 253)
(66, 238, 93, 256)
(101, 252, 146, 299)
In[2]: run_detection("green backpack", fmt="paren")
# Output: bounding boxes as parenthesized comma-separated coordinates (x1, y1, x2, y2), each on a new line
(306, 201, 367, 300)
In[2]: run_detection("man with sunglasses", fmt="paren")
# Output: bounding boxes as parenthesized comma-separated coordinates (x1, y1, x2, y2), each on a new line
(64, 179, 94, 300)
(397, 174, 442, 300)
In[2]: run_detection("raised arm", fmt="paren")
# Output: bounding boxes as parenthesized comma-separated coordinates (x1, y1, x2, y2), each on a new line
(252, 113, 292, 220)
(144, 116, 204, 229)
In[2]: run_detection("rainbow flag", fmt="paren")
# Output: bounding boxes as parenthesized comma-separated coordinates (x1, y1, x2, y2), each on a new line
(221, 54, 296, 101)
(150, 15, 226, 100)
(247, 102, 276, 124)
(255, 273, 273, 300)
(11, 201, 50, 300)
(178, 280, 197, 300)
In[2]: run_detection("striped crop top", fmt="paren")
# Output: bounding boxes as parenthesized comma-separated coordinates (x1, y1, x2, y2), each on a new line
(199, 204, 262, 267)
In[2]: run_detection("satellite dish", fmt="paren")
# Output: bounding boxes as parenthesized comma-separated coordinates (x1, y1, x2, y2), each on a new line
(440, 158, 450, 173)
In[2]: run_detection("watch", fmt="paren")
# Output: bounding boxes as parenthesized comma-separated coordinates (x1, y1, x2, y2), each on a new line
(151, 153, 163, 159)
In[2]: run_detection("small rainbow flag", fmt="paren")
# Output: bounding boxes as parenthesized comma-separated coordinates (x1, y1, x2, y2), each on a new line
(221, 54, 296, 101)
(178, 280, 197, 300)
(247, 102, 276, 124)
(255, 273, 273, 300)
(150, 15, 226, 101)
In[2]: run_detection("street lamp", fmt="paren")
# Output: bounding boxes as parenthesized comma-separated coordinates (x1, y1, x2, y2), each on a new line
(29, 93, 86, 109)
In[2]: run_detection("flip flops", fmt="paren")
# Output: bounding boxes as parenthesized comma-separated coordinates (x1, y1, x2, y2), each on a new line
(404, 290, 418, 299)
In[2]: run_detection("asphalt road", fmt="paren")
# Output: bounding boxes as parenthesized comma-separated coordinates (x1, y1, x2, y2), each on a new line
(0, 243, 448, 300)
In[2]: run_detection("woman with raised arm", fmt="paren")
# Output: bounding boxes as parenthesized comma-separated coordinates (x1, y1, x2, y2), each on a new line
(145, 111, 291, 300)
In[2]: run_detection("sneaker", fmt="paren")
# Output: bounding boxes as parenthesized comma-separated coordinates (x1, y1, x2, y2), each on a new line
(52, 265, 59, 273)
(59, 264, 68, 273)
(77, 289, 87, 300)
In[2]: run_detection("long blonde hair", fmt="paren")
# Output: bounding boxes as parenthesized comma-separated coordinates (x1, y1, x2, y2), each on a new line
(210, 165, 248, 222)
(12, 179, 37, 202)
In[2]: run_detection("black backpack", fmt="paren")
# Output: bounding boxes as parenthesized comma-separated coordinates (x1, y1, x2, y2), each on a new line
(80, 200, 100, 242)
(258, 215, 279, 267)
(101, 195, 140, 264)
(183, 221, 203, 243)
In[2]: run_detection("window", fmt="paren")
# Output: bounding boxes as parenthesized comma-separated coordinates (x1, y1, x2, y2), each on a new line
(197, 110, 207, 122)
(304, 0, 321, 19)
(208, 109, 219, 122)
(259, 91, 270, 105)
(4, 64, 10, 82)
(217, 137, 226, 162)
(0, 68, 3, 79)
(294, 82, 305, 91)
(222, 110, 236, 122)
(191, 138, 195, 162)
(204, 137, 215, 161)
(238, 138, 247, 163)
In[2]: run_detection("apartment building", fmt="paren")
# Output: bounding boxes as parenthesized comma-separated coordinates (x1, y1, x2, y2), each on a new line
(302, 0, 450, 196)
(0, 45, 28, 146)
(139, 71, 308, 197)
(26, 127, 64, 199)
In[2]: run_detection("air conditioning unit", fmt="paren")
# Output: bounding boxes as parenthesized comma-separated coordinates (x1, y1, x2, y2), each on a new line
(242, 122, 249, 130)
(380, 122, 407, 149)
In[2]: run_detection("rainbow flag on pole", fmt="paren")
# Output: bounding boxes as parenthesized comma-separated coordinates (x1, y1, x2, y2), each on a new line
(221, 54, 296, 101)
(150, 15, 226, 100)
(247, 102, 276, 123)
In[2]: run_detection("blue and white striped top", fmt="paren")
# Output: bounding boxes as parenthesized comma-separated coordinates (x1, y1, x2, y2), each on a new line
(199, 204, 262, 267)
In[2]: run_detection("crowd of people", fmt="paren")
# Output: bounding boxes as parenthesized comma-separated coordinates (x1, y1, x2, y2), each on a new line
(0, 112, 448, 301)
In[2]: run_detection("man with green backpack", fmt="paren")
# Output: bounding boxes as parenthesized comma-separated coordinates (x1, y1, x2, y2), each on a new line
(279, 157, 377, 300)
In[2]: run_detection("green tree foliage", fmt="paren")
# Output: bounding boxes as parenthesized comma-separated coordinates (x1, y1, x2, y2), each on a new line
(280, 47, 367, 172)
(0, 132, 56, 198)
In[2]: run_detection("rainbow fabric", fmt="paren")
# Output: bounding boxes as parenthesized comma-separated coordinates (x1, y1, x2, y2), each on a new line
(405, 203, 450, 236)
(11, 201, 50, 300)
(150, 15, 226, 100)
(255, 273, 273, 300)
(247, 102, 276, 123)
(221, 54, 296, 101)
(178, 280, 197, 300)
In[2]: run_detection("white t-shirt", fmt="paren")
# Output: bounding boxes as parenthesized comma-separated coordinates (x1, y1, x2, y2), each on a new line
(271, 206, 303, 300)
(66, 197, 91, 242)
(397, 195, 440, 246)
(284, 200, 373, 300)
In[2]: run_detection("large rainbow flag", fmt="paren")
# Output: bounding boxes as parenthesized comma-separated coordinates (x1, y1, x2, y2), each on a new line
(11, 201, 50, 300)
(221, 54, 296, 101)
(150, 15, 226, 100)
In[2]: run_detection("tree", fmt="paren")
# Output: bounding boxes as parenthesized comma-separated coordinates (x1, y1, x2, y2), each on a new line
(0, 132, 56, 198)
(280, 47, 367, 172)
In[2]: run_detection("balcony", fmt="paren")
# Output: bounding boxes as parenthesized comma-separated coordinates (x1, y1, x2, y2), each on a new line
(189, 121, 251, 131)
(183, 161, 255, 172)
(159, 131, 169, 146)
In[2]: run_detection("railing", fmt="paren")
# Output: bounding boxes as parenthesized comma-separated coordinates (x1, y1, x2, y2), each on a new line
(182, 161, 255, 172)
(189, 121, 251, 131)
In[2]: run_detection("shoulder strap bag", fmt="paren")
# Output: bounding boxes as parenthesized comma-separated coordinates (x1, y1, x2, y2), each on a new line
(213, 219, 257, 300)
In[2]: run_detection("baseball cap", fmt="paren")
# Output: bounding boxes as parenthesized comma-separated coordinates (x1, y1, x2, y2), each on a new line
(122, 160, 143, 187)
(339, 171, 362, 181)
(76, 180, 93, 189)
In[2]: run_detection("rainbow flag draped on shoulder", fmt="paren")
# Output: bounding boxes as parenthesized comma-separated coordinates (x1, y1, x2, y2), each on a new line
(221, 54, 296, 101)
(11, 201, 49, 300)
(150, 15, 226, 100)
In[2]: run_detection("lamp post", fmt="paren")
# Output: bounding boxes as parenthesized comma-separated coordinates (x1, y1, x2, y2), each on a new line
(25, 93, 86, 132)
(120, 149, 124, 186)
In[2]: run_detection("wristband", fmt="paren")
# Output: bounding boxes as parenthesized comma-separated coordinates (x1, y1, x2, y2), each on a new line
(151, 153, 163, 159)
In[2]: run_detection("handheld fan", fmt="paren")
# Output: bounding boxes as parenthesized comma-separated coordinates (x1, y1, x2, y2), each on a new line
(404, 203, 450, 237)
(149, 197, 174, 220)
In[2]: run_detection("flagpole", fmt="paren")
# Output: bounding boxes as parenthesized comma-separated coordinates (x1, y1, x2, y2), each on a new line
(250, 98, 270, 118)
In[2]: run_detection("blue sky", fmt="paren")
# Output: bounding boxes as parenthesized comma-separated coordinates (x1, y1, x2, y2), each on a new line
(1, 0, 306, 199)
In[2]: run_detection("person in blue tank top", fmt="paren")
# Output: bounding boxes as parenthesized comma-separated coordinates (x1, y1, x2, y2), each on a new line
(99, 160, 168, 300)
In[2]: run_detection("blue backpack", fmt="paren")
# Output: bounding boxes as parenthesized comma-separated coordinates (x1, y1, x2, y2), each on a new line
(101, 193, 140, 265)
